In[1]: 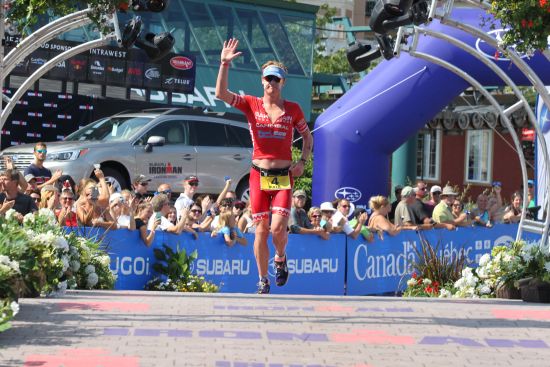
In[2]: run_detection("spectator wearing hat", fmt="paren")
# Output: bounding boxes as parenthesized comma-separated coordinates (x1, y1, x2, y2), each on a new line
(57, 189, 77, 227)
(409, 181, 432, 226)
(175, 175, 199, 220)
(424, 185, 442, 217)
(24, 174, 38, 195)
(133, 174, 151, 201)
(393, 186, 420, 230)
(389, 185, 403, 223)
(289, 189, 329, 240)
(319, 201, 336, 232)
(24, 142, 63, 189)
(432, 186, 462, 229)
(331, 199, 368, 239)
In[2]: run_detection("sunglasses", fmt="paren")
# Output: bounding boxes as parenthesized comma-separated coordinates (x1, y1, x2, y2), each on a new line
(139, 182, 149, 186)
(311, 214, 321, 218)
(340, 205, 350, 208)
(264, 75, 281, 83)
(188, 182, 199, 187)
(158, 190, 171, 195)
(191, 209, 202, 214)
(61, 197, 74, 201)
(452, 204, 462, 208)
(35, 149, 47, 154)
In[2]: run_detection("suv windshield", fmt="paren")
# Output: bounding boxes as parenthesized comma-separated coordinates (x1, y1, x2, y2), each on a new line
(65, 117, 153, 142)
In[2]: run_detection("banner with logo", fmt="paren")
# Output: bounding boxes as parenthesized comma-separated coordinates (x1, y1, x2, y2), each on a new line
(103, 231, 346, 294)
(535, 88, 550, 220)
(346, 224, 521, 296)
(4, 35, 196, 94)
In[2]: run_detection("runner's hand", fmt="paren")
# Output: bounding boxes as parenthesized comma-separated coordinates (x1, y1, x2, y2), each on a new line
(290, 161, 304, 178)
(221, 38, 242, 63)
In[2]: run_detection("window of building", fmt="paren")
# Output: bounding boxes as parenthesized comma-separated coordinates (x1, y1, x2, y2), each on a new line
(465, 130, 492, 183)
(416, 130, 441, 181)
(365, 1, 376, 17)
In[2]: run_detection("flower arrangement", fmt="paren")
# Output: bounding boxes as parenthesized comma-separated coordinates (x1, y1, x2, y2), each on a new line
(489, 0, 550, 53)
(403, 273, 441, 297)
(145, 244, 219, 293)
(0, 209, 115, 331)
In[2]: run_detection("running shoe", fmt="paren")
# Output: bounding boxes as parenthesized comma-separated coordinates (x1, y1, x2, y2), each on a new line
(274, 255, 289, 287)
(257, 279, 270, 294)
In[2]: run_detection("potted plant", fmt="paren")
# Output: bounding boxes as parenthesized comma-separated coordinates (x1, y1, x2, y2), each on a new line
(512, 242, 550, 303)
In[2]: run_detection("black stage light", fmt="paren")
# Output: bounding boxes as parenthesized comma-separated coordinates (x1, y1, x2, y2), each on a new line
(135, 32, 175, 62)
(346, 42, 382, 72)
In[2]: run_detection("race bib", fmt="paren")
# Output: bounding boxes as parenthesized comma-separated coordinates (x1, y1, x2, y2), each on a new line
(260, 174, 291, 191)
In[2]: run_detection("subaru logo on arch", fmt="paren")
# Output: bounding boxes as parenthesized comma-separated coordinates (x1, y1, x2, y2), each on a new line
(475, 29, 530, 61)
(335, 187, 362, 202)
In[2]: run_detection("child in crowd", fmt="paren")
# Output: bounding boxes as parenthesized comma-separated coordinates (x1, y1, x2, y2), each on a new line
(212, 211, 247, 247)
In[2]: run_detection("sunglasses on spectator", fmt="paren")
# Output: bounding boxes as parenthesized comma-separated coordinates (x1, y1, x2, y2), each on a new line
(222, 203, 233, 208)
(264, 75, 281, 83)
(188, 182, 199, 187)
(191, 209, 202, 214)
(311, 214, 321, 218)
(35, 149, 47, 154)
(340, 205, 350, 208)
(139, 182, 149, 186)
(157, 190, 171, 195)
(452, 204, 462, 208)
(61, 197, 74, 201)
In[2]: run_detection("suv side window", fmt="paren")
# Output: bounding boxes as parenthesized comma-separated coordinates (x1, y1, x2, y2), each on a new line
(192, 121, 228, 147)
(137, 120, 189, 145)
(227, 125, 252, 148)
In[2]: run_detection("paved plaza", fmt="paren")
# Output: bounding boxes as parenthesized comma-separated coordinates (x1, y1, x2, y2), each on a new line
(1, 290, 550, 367)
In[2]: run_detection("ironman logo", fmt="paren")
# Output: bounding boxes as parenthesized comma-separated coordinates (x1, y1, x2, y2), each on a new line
(170, 56, 194, 70)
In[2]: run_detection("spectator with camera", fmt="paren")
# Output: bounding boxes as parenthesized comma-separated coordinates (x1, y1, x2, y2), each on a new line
(319, 201, 336, 232)
(108, 192, 136, 230)
(331, 199, 368, 239)
(76, 181, 112, 228)
(148, 193, 195, 237)
(349, 207, 374, 242)
(135, 202, 159, 247)
(57, 189, 77, 227)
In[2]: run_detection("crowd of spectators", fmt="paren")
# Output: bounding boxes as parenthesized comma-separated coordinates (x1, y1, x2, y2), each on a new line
(0, 142, 540, 246)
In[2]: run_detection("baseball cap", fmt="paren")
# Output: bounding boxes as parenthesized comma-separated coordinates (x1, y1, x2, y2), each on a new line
(134, 174, 151, 184)
(293, 189, 307, 198)
(430, 185, 442, 194)
(185, 175, 199, 183)
(24, 173, 36, 182)
(401, 186, 415, 198)
(109, 192, 125, 205)
(528, 179, 535, 187)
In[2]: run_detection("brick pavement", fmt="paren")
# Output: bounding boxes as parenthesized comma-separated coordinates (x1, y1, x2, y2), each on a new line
(1, 291, 549, 367)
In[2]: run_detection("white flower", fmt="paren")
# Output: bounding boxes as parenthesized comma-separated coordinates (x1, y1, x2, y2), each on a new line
(476, 267, 488, 280)
(4, 209, 16, 220)
(53, 236, 69, 252)
(10, 301, 19, 316)
(70, 260, 81, 272)
(69, 246, 79, 256)
(86, 272, 99, 288)
(84, 264, 96, 275)
(479, 285, 491, 295)
(61, 256, 70, 272)
(407, 278, 416, 287)
(423, 278, 432, 285)
(57, 280, 68, 294)
(98, 255, 110, 267)
(479, 253, 491, 267)
(23, 212, 35, 224)
(439, 289, 451, 298)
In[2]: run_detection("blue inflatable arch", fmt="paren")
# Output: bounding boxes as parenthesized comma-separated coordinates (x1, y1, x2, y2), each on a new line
(312, 8, 550, 207)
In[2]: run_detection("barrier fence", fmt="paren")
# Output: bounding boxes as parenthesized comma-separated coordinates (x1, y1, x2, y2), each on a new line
(80, 224, 530, 295)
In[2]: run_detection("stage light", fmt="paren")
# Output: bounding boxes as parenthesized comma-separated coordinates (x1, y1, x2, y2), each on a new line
(121, 16, 142, 49)
(134, 32, 175, 62)
(346, 42, 382, 72)
(131, 0, 170, 12)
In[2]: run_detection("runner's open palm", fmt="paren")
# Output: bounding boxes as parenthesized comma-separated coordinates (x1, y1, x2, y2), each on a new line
(221, 38, 242, 63)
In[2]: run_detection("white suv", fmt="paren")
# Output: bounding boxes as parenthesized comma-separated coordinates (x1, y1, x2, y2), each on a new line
(0, 108, 252, 200)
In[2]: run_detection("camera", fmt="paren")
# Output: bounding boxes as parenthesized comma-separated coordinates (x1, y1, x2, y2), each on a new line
(90, 186, 99, 201)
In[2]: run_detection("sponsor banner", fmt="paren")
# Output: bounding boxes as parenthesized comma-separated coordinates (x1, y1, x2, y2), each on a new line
(535, 88, 550, 220)
(91, 229, 345, 294)
(4, 35, 196, 94)
(347, 223, 522, 295)
(71, 224, 527, 295)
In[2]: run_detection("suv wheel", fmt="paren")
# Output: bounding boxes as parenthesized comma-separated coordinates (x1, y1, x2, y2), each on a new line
(236, 178, 250, 202)
(101, 167, 128, 192)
